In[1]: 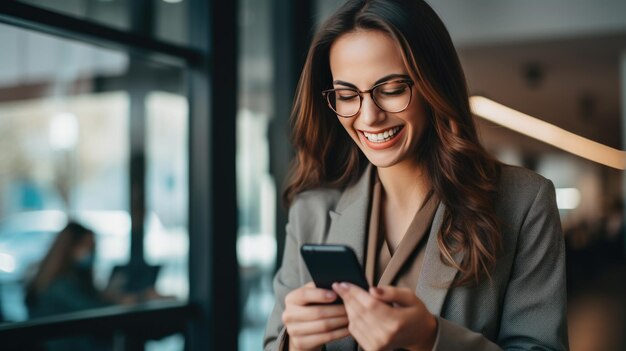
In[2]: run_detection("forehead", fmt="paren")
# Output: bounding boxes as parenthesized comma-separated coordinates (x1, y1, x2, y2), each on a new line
(329, 29, 407, 87)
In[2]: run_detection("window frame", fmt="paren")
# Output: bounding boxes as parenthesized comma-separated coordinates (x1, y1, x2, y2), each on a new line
(0, 1, 239, 350)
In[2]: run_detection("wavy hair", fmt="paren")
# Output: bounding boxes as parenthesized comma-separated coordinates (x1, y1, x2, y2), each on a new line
(284, 0, 502, 286)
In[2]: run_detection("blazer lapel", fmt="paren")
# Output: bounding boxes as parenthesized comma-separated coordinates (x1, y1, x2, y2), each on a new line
(377, 193, 439, 287)
(325, 164, 374, 266)
(415, 202, 464, 316)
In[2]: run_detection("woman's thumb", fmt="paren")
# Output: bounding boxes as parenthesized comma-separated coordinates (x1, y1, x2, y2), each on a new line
(370, 285, 415, 307)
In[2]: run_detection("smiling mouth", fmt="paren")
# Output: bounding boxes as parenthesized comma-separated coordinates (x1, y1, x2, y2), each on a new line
(362, 126, 404, 143)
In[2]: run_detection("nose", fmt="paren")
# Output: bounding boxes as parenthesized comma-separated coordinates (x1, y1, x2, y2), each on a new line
(358, 93, 386, 126)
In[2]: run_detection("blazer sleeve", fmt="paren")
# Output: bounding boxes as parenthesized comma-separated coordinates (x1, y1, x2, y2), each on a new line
(264, 207, 301, 351)
(433, 178, 569, 351)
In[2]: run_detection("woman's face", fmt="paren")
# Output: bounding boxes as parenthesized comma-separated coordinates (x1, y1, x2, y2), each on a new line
(328, 29, 427, 169)
(73, 233, 95, 264)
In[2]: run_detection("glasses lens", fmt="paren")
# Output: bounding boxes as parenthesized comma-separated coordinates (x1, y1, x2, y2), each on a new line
(373, 81, 411, 113)
(327, 89, 360, 117)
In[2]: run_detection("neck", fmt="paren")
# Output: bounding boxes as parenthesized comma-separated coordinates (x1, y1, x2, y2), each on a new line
(377, 160, 430, 210)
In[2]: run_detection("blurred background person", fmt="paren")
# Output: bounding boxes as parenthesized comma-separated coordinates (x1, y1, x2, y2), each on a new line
(23, 221, 167, 350)
(25, 222, 147, 318)
(26, 222, 106, 318)
(24, 222, 113, 350)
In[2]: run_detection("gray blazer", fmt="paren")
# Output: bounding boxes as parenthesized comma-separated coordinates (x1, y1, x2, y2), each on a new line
(264, 164, 568, 350)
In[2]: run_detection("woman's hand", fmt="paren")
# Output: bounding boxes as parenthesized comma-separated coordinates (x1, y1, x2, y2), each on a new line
(283, 282, 351, 351)
(332, 282, 438, 351)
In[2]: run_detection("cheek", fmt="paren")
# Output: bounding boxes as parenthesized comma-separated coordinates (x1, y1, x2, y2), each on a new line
(407, 101, 428, 135)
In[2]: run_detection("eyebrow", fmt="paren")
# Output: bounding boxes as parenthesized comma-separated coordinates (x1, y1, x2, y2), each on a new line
(333, 73, 411, 88)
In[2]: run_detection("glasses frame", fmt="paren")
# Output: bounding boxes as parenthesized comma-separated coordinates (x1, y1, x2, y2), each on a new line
(321, 79, 414, 118)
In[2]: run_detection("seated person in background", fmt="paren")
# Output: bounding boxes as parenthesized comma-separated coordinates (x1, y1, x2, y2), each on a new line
(25, 221, 156, 318)
(24, 222, 171, 351)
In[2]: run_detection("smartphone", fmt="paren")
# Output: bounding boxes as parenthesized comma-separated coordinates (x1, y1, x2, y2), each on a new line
(300, 244, 370, 297)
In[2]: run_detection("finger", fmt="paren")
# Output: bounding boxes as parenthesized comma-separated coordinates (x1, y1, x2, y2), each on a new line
(332, 282, 386, 347)
(332, 282, 380, 326)
(331, 282, 369, 301)
(283, 304, 347, 323)
(290, 328, 350, 350)
(369, 285, 417, 307)
(345, 312, 379, 350)
(333, 282, 383, 313)
(286, 316, 349, 337)
(334, 283, 404, 350)
(286, 286, 338, 306)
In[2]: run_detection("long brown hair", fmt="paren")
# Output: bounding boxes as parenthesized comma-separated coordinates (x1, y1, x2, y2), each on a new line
(284, 0, 502, 286)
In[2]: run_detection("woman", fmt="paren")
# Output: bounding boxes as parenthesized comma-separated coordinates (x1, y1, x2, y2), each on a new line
(264, 1, 567, 350)
(25, 222, 147, 317)
(25, 222, 109, 318)
(25, 222, 114, 351)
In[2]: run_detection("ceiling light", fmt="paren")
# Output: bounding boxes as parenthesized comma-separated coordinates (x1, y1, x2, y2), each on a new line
(555, 188, 581, 210)
(470, 96, 626, 170)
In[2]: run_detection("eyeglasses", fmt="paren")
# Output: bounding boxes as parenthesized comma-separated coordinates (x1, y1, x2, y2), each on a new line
(321, 79, 414, 118)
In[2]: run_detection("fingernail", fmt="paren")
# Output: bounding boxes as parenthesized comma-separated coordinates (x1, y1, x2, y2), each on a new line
(339, 282, 350, 291)
(325, 291, 336, 299)
(332, 282, 346, 292)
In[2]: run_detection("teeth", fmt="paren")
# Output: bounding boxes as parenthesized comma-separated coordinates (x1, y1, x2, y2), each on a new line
(363, 126, 401, 143)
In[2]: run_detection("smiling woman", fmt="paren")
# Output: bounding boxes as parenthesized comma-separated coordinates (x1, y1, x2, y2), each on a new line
(265, 1, 568, 351)
(328, 30, 426, 167)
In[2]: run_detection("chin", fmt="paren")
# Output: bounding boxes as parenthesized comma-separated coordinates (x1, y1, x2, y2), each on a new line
(363, 153, 402, 168)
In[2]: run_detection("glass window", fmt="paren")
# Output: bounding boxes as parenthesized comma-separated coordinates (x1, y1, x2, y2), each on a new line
(237, 0, 276, 348)
(153, 0, 188, 45)
(18, 0, 130, 30)
(0, 23, 189, 343)
(146, 91, 189, 300)
(17, 0, 189, 45)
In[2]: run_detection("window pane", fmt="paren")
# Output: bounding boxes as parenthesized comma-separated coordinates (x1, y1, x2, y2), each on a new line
(146, 91, 189, 301)
(18, 0, 130, 30)
(17, 0, 189, 45)
(237, 0, 276, 348)
(0, 24, 189, 348)
(153, 0, 189, 45)
(0, 24, 131, 324)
